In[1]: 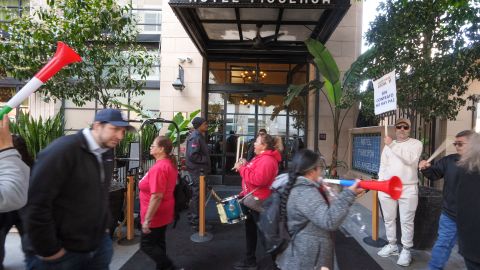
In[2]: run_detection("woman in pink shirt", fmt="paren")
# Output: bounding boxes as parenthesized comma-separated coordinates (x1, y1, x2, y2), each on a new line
(139, 135, 180, 270)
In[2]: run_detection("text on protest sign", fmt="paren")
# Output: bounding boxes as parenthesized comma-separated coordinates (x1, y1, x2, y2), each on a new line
(373, 70, 397, 115)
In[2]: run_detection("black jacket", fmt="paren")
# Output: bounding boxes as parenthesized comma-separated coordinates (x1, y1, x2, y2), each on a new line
(456, 169, 480, 263)
(25, 131, 113, 257)
(420, 154, 460, 219)
(185, 130, 210, 174)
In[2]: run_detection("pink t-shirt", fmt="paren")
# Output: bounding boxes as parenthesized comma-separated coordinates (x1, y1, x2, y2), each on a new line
(139, 159, 178, 228)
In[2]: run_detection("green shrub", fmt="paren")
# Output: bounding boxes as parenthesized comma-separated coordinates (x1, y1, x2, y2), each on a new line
(9, 111, 65, 160)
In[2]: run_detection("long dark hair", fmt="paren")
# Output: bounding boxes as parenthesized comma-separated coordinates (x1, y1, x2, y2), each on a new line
(279, 149, 321, 221)
(12, 134, 34, 167)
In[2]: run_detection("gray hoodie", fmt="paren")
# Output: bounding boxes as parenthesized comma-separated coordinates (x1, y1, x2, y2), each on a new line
(0, 148, 29, 212)
(276, 176, 355, 270)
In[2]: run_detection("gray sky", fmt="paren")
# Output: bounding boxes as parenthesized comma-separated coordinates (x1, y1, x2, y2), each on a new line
(362, 0, 382, 52)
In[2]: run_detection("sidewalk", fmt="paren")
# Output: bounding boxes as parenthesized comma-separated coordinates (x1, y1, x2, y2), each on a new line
(2, 230, 139, 270)
(341, 203, 466, 270)
(3, 185, 467, 270)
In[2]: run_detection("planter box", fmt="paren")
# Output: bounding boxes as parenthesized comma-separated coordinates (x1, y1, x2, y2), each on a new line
(413, 186, 442, 250)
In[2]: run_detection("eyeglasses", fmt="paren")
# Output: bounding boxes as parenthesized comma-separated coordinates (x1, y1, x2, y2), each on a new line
(395, 125, 410, 130)
(453, 142, 467, 147)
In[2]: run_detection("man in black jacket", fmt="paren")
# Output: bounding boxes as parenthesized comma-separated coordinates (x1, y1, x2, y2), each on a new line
(24, 109, 133, 270)
(185, 117, 210, 230)
(419, 130, 473, 270)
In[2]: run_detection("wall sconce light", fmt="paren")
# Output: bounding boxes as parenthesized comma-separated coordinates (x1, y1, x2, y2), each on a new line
(172, 65, 185, 91)
(178, 57, 192, 64)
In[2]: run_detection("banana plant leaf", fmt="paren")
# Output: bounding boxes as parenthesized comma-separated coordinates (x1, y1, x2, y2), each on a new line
(284, 80, 324, 107)
(343, 47, 377, 91)
(166, 109, 201, 145)
(305, 38, 342, 106)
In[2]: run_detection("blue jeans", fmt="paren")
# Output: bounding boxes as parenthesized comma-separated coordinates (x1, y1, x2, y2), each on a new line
(26, 234, 113, 270)
(429, 213, 457, 270)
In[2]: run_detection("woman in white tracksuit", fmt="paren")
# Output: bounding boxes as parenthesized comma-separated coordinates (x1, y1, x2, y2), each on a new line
(377, 118, 423, 267)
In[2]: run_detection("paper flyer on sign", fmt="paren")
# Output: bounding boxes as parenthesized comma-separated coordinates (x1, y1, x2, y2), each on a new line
(373, 70, 397, 115)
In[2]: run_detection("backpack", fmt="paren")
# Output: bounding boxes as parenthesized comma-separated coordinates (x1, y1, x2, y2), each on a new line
(173, 173, 192, 228)
(257, 175, 309, 256)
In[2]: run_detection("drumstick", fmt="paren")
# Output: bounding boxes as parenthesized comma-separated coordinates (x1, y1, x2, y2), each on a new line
(384, 117, 388, 137)
(232, 127, 243, 171)
(209, 188, 222, 203)
(426, 139, 450, 163)
(238, 187, 260, 202)
(236, 127, 242, 162)
(240, 136, 245, 159)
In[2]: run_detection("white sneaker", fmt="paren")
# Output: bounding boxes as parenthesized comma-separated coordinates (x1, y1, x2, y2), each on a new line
(377, 244, 399, 257)
(397, 248, 412, 266)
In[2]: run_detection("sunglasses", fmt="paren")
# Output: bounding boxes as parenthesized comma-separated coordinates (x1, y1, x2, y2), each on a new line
(453, 142, 467, 147)
(395, 125, 410, 130)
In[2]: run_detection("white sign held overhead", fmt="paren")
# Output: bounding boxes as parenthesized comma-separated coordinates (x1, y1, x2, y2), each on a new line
(373, 70, 397, 115)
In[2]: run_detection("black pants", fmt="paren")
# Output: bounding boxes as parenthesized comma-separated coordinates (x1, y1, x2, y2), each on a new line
(244, 207, 261, 262)
(465, 257, 480, 270)
(108, 189, 125, 239)
(140, 226, 173, 270)
(0, 211, 23, 270)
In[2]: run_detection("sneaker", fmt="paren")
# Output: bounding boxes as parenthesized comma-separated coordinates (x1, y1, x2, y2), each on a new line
(377, 244, 399, 257)
(397, 248, 412, 266)
(233, 259, 257, 270)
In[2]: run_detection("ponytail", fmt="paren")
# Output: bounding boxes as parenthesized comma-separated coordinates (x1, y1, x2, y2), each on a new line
(279, 149, 322, 222)
(279, 171, 300, 221)
(274, 136, 284, 153)
(169, 153, 177, 167)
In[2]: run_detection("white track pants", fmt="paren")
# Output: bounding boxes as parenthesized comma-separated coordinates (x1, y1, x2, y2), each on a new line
(378, 185, 418, 248)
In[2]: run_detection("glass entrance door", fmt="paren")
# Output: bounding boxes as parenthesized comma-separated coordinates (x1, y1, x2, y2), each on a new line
(207, 92, 306, 184)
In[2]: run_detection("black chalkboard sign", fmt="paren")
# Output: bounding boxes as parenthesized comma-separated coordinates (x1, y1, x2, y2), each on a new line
(352, 133, 381, 175)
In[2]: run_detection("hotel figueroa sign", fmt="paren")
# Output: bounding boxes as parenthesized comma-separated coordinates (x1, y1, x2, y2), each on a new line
(170, 0, 343, 8)
(188, 0, 333, 4)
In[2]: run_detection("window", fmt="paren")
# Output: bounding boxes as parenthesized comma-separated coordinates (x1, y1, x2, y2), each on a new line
(144, 12, 161, 32)
(132, 8, 162, 34)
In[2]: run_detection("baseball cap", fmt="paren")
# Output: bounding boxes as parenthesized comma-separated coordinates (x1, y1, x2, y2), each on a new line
(192, 117, 207, 129)
(395, 118, 411, 127)
(94, 109, 135, 131)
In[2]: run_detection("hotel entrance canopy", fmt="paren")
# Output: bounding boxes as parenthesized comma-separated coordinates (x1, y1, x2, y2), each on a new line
(169, 0, 350, 61)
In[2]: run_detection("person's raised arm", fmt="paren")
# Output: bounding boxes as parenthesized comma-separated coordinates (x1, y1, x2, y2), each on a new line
(0, 115, 29, 212)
